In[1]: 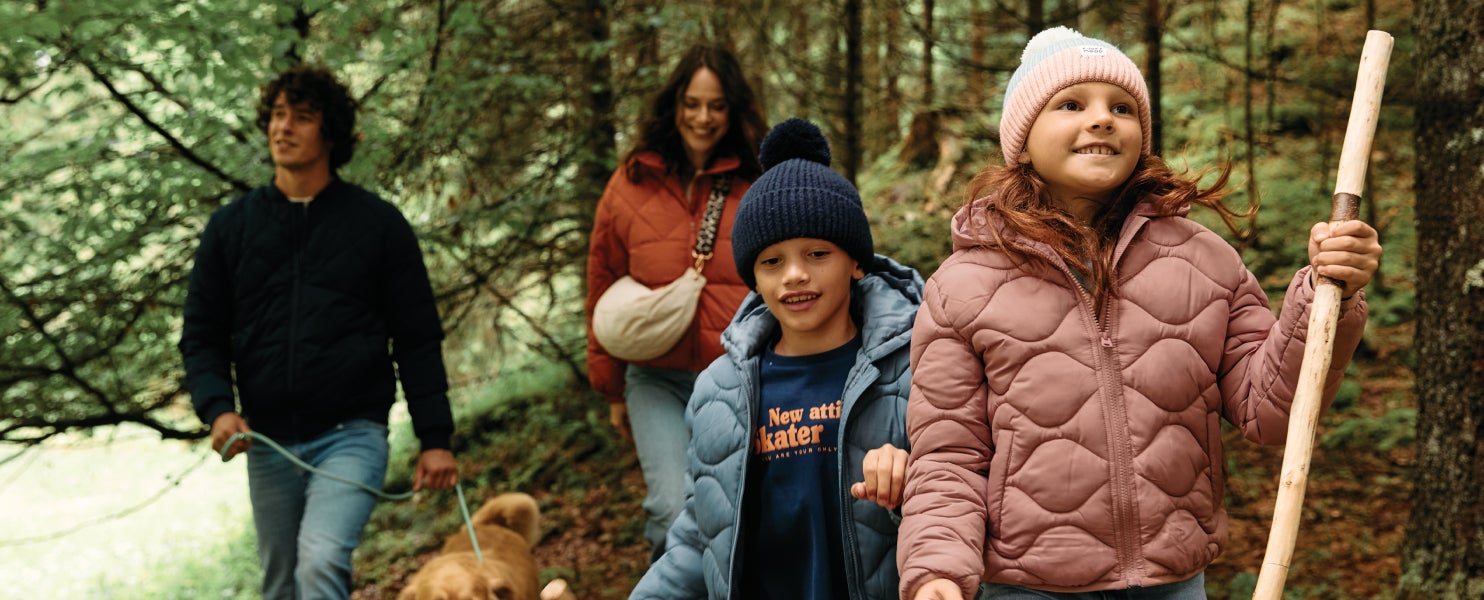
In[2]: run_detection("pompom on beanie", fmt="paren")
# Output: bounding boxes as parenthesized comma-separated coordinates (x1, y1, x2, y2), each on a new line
(999, 26, 1153, 165)
(731, 118, 874, 289)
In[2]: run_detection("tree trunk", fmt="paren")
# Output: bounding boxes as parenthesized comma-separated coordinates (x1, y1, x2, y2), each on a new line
(576, 0, 616, 212)
(1142, 0, 1163, 156)
(794, 7, 812, 116)
(843, 0, 862, 183)
(881, 3, 903, 151)
(1401, 0, 1484, 597)
(861, 0, 884, 160)
(1243, 0, 1261, 249)
(967, 0, 988, 112)
(921, 0, 934, 108)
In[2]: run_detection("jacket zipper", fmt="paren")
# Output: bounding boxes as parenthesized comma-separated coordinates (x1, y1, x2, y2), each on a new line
(725, 359, 760, 600)
(836, 358, 875, 600)
(1043, 249, 1144, 586)
(288, 201, 307, 393)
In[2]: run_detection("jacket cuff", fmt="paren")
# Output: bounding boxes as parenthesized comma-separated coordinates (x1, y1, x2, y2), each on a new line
(196, 397, 236, 431)
(418, 433, 452, 452)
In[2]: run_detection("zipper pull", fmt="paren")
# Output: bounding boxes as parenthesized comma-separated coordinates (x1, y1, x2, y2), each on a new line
(1100, 335, 1114, 348)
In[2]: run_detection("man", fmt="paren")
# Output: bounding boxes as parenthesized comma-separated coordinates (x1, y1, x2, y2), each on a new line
(179, 65, 458, 600)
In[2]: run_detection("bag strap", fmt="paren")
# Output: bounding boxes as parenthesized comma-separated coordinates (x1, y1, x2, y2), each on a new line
(691, 174, 732, 271)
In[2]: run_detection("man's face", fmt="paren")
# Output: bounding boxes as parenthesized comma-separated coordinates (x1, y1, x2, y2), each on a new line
(267, 92, 331, 175)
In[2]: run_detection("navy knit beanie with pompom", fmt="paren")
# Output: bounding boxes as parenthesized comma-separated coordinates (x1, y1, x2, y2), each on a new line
(731, 118, 875, 289)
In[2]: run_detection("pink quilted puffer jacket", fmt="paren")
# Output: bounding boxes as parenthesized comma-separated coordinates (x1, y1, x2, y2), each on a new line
(585, 152, 753, 403)
(898, 196, 1367, 598)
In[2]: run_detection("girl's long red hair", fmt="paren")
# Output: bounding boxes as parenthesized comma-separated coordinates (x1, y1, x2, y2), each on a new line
(965, 155, 1248, 311)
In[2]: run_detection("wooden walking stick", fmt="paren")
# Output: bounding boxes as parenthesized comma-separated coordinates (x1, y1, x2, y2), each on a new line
(1252, 30, 1393, 600)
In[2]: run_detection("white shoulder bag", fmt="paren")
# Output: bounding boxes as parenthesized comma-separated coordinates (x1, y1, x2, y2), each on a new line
(593, 175, 731, 362)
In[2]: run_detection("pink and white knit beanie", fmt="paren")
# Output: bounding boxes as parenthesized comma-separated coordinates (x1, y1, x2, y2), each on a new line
(999, 26, 1152, 165)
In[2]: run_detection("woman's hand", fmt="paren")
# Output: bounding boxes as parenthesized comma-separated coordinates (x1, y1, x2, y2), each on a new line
(850, 443, 908, 510)
(609, 402, 633, 442)
(1308, 220, 1382, 298)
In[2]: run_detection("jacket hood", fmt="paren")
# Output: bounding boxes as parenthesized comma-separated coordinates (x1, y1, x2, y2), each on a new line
(722, 254, 923, 362)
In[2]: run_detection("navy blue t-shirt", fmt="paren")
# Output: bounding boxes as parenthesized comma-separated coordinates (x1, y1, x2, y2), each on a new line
(740, 335, 861, 600)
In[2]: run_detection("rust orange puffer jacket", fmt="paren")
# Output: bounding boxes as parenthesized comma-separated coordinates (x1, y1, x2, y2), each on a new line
(898, 196, 1367, 598)
(585, 152, 753, 403)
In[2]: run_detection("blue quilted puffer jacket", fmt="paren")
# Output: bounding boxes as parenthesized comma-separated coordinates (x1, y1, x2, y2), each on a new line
(630, 255, 923, 600)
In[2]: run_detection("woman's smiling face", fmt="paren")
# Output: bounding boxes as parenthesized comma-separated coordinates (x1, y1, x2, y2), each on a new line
(675, 67, 730, 172)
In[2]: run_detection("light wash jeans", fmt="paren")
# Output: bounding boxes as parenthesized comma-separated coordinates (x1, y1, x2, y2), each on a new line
(982, 573, 1206, 600)
(246, 419, 390, 600)
(625, 365, 697, 563)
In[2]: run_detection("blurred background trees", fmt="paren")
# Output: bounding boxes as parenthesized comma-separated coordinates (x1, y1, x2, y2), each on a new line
(3, 0, 1480, 595)
(0, 0, 1418, 443)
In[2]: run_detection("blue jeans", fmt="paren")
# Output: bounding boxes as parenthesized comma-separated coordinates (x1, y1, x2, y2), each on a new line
(246, 419, 390, 600)
(625, 365, 697, 563)
(982, 573, 1206, 600)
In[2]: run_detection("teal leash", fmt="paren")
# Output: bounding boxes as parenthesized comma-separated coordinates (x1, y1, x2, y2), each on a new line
(454, 483, 482, 563)
(221, 431, 482, 563)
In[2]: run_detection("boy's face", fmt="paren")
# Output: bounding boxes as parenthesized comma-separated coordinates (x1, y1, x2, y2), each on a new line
(267, 92, 332, 176)
(753, 238, 864, 357)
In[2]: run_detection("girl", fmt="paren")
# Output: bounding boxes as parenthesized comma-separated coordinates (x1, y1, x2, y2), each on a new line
(897, 27, 1382, 600)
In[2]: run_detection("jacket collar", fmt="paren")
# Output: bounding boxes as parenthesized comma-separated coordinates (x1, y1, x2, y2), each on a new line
(633, 150, 742, 177)
(265, 177, 345, 204)
(722, 255, 924, 364)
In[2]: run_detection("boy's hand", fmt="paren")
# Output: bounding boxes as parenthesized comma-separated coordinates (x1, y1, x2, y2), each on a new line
(1308, 220, 1382, 298)
(851, 443, 908, 510)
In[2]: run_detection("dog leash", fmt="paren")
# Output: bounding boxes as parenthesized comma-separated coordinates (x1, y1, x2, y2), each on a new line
(221, 431, 483, 563)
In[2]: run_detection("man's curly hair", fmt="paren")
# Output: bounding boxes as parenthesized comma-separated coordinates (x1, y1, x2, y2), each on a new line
(255, 65, 359, 171)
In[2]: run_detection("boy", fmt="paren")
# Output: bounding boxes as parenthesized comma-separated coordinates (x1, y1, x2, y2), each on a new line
(629, 118, 922, 600)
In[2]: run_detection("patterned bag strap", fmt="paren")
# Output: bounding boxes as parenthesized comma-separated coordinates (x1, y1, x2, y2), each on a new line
(691, 174, 732, 271)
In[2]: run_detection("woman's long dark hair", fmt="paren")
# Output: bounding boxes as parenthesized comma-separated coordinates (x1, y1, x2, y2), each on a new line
(966, 154, 1247, 312)
(625, 43, 767, 184)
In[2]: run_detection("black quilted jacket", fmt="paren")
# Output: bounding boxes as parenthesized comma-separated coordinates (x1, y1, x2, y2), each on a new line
(179, 179, 453, 450)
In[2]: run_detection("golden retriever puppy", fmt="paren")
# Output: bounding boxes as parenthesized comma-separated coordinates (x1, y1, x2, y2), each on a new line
(398, 493, 542, 600)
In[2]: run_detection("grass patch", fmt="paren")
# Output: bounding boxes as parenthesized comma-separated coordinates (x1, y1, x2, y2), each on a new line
(0, 426, 254, 598)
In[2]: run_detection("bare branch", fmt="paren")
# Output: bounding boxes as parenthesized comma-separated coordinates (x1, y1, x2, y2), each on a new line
(78, 60, 252, 192)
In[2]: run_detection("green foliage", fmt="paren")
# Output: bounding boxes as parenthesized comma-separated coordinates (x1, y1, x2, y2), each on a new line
(1220, 571, 1258, 598)
(1321, 406, 1417, 452)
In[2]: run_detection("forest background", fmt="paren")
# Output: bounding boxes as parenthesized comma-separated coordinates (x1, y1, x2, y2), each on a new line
(2, 0, 1480, 598)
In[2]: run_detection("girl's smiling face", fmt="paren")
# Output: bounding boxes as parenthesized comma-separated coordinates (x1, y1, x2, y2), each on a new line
(1019, 82, 1142, 220)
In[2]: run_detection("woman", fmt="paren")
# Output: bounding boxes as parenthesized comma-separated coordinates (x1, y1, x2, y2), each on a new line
(585, 43, 767, 562)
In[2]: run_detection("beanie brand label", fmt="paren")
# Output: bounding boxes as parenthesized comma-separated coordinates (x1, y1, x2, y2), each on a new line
(1079, 46, 1108, 56)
